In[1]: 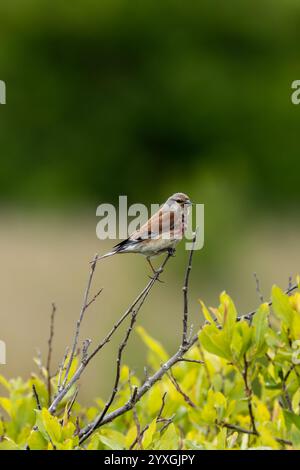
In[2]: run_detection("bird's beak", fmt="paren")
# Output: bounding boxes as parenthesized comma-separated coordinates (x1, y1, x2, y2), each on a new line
(186, 199, 193, 206)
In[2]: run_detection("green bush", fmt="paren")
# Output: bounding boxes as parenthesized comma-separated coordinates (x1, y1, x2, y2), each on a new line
(1, 283, 300, 450)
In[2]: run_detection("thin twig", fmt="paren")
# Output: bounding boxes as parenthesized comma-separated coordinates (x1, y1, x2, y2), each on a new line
(157, 392, 167, 421)
(49, 252, 172, 414)
(57, 347, 69, 394)
(46, 302, 56, 405)
(240, 282, 298, 322)
(253, 273, 264, 303)
(177, 358, 203, 365)
(79, 308, 138, 444)
(129, 377, 142, 449)
(182, 231, 197, 345)
(79, 333, 196, 442)
(129, 424, 149, 450)
(66, 388, 79, 421)
(220, 422, 292, 447)
(78, 279, 299, 443)
(62, 254, 99, 389)
(282, 366, 293, 412)
(82, 339, 92, 364)
(242, 355, 257, 435)
(32, 384, 42, 410)
(168, 369, 196, 409)
(86, 288, 103, 309)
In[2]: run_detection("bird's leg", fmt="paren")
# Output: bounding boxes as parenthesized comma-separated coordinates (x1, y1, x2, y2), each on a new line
(147, 257, 164, 283)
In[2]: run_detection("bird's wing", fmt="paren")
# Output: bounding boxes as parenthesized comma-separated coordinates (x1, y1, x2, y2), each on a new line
(129, 208, 177, 241)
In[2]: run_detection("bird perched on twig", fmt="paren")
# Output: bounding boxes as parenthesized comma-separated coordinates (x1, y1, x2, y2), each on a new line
(95, 192, 192, 275)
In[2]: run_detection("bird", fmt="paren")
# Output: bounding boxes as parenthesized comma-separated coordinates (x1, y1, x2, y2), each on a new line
(95, 192, 192, 275)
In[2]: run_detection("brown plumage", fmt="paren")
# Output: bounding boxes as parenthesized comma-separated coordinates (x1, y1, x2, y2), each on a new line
(97, 192, 192, 274)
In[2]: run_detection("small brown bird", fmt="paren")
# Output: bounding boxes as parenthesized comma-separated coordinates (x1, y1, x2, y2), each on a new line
(96, 193, 192, 274)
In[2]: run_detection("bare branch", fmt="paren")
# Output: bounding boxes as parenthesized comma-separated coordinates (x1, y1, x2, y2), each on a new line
(220, 421, 292, 447)
(78, 333, 197, 442)
(46, 302, 56, 405)
(49, 251, 172, 414)
(86, 288, 103, 309)
(240, 282, 298, 323)
(168, 369, 196, 409)
(62, 254, 99, 389)
(78, 275, 299, 444)
(253, 272, 264, 303)
(57, 346, 69, 394)
(177, 358, 203, 365)
(242, 355, 257, 435)
(66, 387, 79, 421)
(32, 383, 42, 410)
(157, 391, 167, 421)
(182, 231, 197, 345)
(79, 308, 138, 444)
(82, 339, 92, 364)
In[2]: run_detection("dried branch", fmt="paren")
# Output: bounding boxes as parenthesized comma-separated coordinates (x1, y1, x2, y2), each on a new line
(157, 391, 167, 421)
(220, 421, 292, 447)
(49, 251, 172, 414)
(253, 272, 264, 303)
(168, 369, 196, 409)
(32, 383, 42, 410)
(242, 355, 257, 435)
(177, 358, 203, 365)
(129, 377, 142, 449)
(239, 282, 298, 323)
(282, 366, 293, 412)
(57, 347, 69, 393)
(82, 339, 92, 364)
(78, 333, 197, 443)
(79, 308, 138, 443)
(129, 424, 148, 450)
(182, 232, 197, 345)
(46, 302, 56, 405)
(86, 288, 103, 309)
(62, 254, 99, 389)
(78, 271, 299, 444)
(66, 388, 79, 421)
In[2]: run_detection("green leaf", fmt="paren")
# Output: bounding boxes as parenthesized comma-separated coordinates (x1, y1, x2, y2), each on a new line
(0, 437, 20, 450)
(156, 423, 178, 450)
(142, 418, 157, 449)
(199, 325, 232, 361)
(199, 300, 215, 324)
(99, 429, 126, 450)
(252, 303, 269, 355)
(0, 397, 12, 416)
(231, 321, 252, 360)
(28, 430, 48, 450)
(283, 410, 300, 431)
(136, 326, 168, 361)
(219, 292, 237, 340)
(36, 408, 62, 444)
(0, 375, 11, 392)
(271, 286, 294, 327)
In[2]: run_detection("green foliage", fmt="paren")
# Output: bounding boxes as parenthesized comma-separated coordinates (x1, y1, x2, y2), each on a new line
(1, 285, 300, 450)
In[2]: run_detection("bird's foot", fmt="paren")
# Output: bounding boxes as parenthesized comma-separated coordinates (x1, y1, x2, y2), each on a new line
(168, 248, 176, 257)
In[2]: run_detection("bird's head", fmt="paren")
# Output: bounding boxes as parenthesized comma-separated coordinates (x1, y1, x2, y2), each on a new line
(167, 192, 193, 208)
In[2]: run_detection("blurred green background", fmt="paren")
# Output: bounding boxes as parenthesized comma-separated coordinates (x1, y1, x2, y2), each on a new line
(1, 0, 300, 402)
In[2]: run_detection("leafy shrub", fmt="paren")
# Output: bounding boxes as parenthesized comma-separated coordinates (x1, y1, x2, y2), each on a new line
(1, 284, 300, 450)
